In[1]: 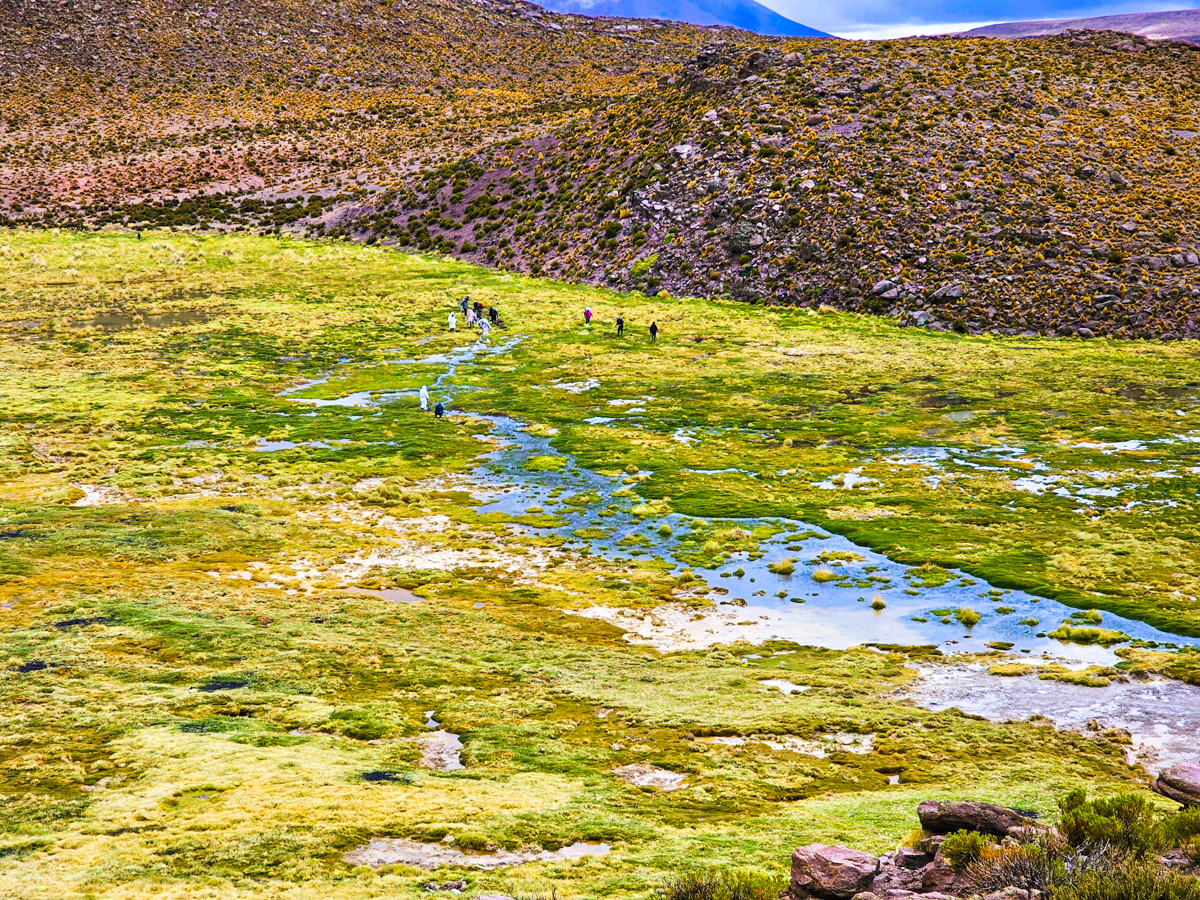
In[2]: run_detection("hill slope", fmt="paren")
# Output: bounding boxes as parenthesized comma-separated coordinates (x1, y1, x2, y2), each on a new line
(960, 8, 1200, 44)
(339, 31, 1200, 339)
(0, 0, 715, 217)
(3, 1, 1200, 339)
(535, 0, 829, 36)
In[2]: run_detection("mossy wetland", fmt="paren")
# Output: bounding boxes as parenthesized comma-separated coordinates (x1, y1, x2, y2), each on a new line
(2, 228, 1199, 898)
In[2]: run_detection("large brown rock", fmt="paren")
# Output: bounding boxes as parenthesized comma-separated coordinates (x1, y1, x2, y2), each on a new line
(917, 800, 1032, 837)
(1152, 762, 1200, 806)
(920, 862, 963, 894)
(791, 844, 881, 899)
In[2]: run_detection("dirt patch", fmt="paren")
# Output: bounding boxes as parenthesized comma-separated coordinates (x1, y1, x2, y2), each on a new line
(339, 586, 425, 604)
(568, 603, 783, 651)
(613, 763, 687, 790)
(343, 839, 610, 870)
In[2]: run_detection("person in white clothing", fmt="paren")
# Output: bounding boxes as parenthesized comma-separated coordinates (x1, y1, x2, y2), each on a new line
(448, 312, 456, 332)
(419, 385, 429, 411)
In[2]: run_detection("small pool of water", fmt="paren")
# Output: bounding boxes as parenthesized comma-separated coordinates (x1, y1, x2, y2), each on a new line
(903, 664, 1200, 774)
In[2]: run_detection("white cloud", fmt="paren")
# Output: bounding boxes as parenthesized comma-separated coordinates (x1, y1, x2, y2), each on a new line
(830, 20, 997, 38)
(757, 0, 1197, 39)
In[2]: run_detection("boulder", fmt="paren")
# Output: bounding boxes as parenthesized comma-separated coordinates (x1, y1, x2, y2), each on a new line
(920, 862, 962, 894)
(917, 800, 1032, 837)
(791, 844, 881, 899)
(1152, 762, 1200, 806)
(895, 848, 932, 870)
(930, 282, 964, 302)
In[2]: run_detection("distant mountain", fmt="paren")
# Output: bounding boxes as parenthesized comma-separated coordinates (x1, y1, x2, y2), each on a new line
(959, 8, 1200, 43)
(535, 0, 829, 36)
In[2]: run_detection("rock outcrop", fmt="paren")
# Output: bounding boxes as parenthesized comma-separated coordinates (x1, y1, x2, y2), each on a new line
(791, 844, 881, 899)
(788, 800, 1049, 900)
(917, 800, 1034, 838)
(1153, 762, 1200, 806)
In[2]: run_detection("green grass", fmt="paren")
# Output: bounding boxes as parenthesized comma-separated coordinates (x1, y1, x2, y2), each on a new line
(0, 228, 1194, 899)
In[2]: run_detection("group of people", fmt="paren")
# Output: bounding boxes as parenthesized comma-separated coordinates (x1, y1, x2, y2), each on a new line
(586, 308, 658, 341)
(428, 299, 661, 421)
(427, 295, 507, 419)
(448, 295, 503, 339)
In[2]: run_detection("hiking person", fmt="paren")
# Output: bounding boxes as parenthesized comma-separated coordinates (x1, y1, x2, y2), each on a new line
(466, 308, 476, 327)
(460, 296, 469, 315)
(434, 401, 445, 419)
(649, 321, 659, 342)
(448, 311, 456, 332)
(584, 307, 592, 325)
(419, 385, 429, 411)
(616, 315, 624, 337)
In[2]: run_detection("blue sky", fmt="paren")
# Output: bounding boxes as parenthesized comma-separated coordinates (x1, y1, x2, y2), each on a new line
(759, 0, 1197, 38)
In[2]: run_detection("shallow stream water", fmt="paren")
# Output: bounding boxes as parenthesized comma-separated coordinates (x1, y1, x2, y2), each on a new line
(283, 335, 1199, 665)
(286, 334, 1199, 863)
(904, 664, 1200, 775)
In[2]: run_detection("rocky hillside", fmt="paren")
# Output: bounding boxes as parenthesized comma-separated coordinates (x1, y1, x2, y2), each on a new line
(342, 29, 1200, 339)
(0, 0, 719, 218)
(5, 1, 1200, 339)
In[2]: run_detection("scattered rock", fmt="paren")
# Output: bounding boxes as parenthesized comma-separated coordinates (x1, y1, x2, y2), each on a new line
(930, 282, 964, 301)
(791, 844, 880, 899)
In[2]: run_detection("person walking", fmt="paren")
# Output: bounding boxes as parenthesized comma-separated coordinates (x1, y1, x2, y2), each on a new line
(419, 385, 429, 411)
(448, 311, 456, 332)
(616, 315, 625, 337)
(460, 296, 469, 316)
(584, 307, 592, 325)
(649, 321, 659, 342)
(466, 307, 476, 327)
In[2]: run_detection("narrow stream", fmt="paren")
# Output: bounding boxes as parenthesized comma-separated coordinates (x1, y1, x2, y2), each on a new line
(282, 335, 1200, 665)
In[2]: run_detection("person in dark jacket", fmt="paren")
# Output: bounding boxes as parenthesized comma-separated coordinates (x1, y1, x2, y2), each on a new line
(649, 321, 659, 342)
(434, 401, 445, 419)
(616, 315, 625, 337)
